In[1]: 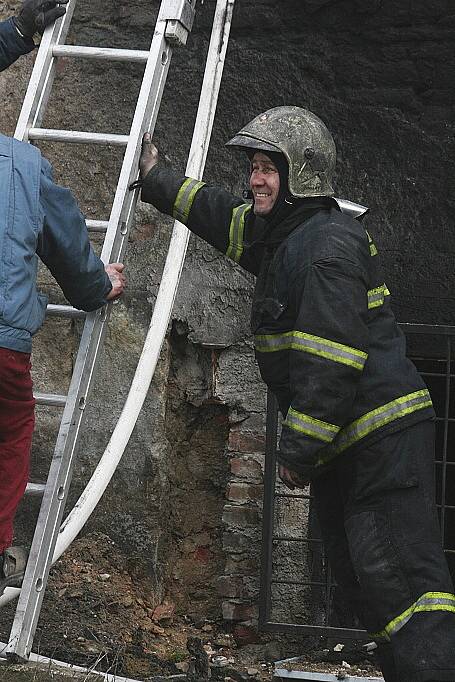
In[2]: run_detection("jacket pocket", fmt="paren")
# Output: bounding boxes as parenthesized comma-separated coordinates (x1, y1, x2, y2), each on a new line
(26, 292, 48, 336)
(251, 250, 289, 332)
(342, 428, 418, 503)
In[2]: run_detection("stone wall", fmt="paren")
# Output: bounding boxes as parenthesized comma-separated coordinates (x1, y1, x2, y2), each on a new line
(1, 0, 454, 637)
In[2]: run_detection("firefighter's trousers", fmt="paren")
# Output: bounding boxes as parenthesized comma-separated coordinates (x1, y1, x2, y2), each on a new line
(313, 420, 455, 682)
(0, 348, 34, 554)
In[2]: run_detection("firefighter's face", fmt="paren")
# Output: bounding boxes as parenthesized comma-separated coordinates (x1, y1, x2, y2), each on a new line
(250, 152, 280, 216)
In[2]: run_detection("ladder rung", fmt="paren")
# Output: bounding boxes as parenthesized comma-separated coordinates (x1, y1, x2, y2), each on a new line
(28, 129, 129, 146)
(86, 220, 109, 233)
(35, 393, 67, 407)
(53, 45, 150, 63)
(46, 304, 86, 319)
(25, 483, 46, 497)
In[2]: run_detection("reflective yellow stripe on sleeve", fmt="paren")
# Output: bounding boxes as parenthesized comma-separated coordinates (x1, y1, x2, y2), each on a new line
(368, 283, 390, 309)
(172, 178, 206, 225)
(254, 331, 368, 371)
(226, 203, 251, 263)
(370, 592, 455, 642)
(284, 408, 340, 444)
(317, 389, 433, 465)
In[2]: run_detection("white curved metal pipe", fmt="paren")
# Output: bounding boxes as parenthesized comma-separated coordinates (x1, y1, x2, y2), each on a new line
(0, 0, 235, 608)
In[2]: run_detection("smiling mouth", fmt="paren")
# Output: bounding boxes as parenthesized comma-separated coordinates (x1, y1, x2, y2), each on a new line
(255, 192, 271, 198)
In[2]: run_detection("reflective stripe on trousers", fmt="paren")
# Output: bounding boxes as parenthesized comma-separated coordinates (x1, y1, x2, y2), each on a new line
(371, 592, 455, 642)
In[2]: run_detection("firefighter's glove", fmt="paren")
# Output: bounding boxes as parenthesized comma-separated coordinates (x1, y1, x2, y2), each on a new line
(14, 0, 69, 39)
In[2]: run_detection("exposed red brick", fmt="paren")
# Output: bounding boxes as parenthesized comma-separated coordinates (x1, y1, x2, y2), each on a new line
(222, 600, 258, 622)
(233, 624, 260, 646)
(216, 575, 243, 599)
(222, 505, 259, 527)
(224, 555, 259, 576)
(216, 575, 259, 600)
(223, 531, 253, 553)
(228, 430, 265, 454)
(227, 482, 263, 504)
(230, 457, 263, 482)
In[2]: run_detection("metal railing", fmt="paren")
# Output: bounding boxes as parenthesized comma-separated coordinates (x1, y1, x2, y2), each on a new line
(259, 323, 455, 637)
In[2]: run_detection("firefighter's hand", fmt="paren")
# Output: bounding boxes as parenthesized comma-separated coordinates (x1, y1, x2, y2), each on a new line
(105, 263, 126, 301)
(14, 0, 69, 38)
(278, 464, 309, 491)
(139, 132, 159, 179)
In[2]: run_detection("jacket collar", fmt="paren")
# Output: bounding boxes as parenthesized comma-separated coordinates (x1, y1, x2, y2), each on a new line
(260, 196, 339, 247)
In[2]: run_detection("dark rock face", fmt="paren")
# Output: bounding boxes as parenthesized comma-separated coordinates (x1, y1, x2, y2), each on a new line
(1, 0, 454, 625)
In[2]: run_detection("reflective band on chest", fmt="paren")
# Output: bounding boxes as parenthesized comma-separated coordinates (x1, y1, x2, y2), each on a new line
(368, 283, 390, 309)
(284, 408, 340, 443)
(370, 592, 455, 642)
(317, 389, 433, 465)
(254, 330, 368, 371)
(172, 178, 206, 225)
(226, 203, 251, 263)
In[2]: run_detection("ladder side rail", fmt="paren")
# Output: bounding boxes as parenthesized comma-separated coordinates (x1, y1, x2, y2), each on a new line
(100, 22, 173, 263)
(100, 1, 196, 264)
(15, 0, 77, 141)
(6, 4, 195, 659)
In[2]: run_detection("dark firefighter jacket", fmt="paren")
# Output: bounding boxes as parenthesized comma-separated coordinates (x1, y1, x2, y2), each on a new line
(141, 164, 435, 478)
(0, 18, 34, 72)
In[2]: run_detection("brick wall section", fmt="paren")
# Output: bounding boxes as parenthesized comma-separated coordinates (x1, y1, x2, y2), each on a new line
(219, 418, 267, 643)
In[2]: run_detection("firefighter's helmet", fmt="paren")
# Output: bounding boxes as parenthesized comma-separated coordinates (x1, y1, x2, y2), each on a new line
(226, 106, 336, 198)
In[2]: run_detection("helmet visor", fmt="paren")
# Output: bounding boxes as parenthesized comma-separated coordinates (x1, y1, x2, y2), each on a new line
(225, 133, 280, 155)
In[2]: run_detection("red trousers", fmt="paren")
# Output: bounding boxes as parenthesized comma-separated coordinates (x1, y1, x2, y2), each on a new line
(0, 348, 35, 554)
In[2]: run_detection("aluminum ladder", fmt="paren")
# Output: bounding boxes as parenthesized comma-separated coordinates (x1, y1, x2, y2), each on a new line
(5, 0, 196, 660)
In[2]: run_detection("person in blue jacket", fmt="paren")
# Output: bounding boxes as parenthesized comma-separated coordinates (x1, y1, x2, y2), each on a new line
(0, 0, 68, 72)
(0, 132, 125, 593)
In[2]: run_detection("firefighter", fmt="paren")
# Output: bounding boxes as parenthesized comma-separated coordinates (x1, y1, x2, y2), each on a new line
(136, 106, 455, 682)
(0, 0, 68, 72)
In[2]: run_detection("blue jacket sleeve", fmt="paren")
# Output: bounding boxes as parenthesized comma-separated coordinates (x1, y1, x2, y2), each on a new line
(0, 18, 34, 72)
(37, 157, 112, 311)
